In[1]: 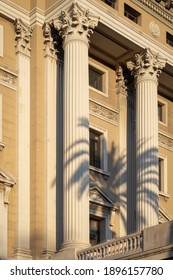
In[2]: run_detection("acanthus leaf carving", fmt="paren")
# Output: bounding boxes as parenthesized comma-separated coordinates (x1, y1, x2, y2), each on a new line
(14, 18, 33, 56)
(116, 66, 127, 95)
(42, 22, 58, 58)
(127, 48, 166, 83)
(52, 1, 99, 45)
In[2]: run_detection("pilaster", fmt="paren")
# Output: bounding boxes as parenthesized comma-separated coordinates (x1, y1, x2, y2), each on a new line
(116, 66, 128, 237)
(13, 19, 32, 260)
(51, 1, 99, 259)
(41, 23, 57, 260)
(127, 48, 166, 231)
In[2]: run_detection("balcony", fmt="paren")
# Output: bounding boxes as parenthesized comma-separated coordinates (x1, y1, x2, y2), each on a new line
(77, 221, 173, 260)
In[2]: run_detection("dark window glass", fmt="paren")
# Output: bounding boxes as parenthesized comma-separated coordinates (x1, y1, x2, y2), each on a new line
(166, 32, 173, 47)
(101, 0, 115, 8)
(124, 3, 141, 24)
(89, 67, 103, 91)
(89, 129, 101, 168)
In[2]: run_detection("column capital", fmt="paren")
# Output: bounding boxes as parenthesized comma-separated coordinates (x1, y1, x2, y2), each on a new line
(14, 19, 33, 56)
(127, 48, 166, 84)
(42, 22, 58, 59)
(116, 66, 127, 95)
(52, 1, 99, 47)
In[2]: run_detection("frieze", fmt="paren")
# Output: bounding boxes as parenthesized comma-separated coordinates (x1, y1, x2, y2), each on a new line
(131, 0, 173, 28)
(0, 66, 17, 90)
(158, 132, 173, 151)
(89, 99, 118, 125)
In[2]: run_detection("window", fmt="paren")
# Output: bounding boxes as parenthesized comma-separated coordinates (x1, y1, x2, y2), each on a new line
(0, 25, 3, 57)
(89, 67, 103, 92)
(89, 125, 108, 173)
(124, 3, 141, 24)
(90, 217, 106, 246)
(101, 0, 116, 8)
(158, 99, 167, 125)
(158, 154, 167, 195)
(166, 32, 173, 47)
(90, 129, 102, 169)
(89, 62, 108, 96)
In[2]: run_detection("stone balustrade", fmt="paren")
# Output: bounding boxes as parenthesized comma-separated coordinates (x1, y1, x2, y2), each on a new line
(77, 231, 143, 260)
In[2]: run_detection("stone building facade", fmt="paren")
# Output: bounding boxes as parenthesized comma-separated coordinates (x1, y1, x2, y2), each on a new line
(0, 0, 173, 260)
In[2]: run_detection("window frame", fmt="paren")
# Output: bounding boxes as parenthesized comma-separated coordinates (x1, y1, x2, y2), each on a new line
(89, 124, 108, 172)
(158, 153, 168, 196)
(124, 3, 141, 25)
(89, 62, 108, 97)
(158, 97, 168, 127)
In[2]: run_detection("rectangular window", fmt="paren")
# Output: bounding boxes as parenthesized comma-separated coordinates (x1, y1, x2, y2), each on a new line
(0, 25, 3, 57)
(0, 94, 2, 142)
(166, 32, 173, 47)
(124, 3, 141, 24)
(90, 218, 100, 246)
(89, 62, 108, 96)
(158, 99, 167, 125)
(90, 129, 102, 169)
(158, 154, 167, 194)
(101, 0, 116, 8)
(89, 66, 103, 92)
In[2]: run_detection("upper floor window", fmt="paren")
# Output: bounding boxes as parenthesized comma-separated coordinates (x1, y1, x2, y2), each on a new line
(89, 62, 108, 96)
(101, 0, 116, 8)
(166, 32, 173, 47)
(158, 98, 167, 126)
(0, 25, 3, 57)
(90, 128, 102, 169)
(89, 67, 103, 92)
(124, 3, 141, 24)
(158, 154, 167, 195)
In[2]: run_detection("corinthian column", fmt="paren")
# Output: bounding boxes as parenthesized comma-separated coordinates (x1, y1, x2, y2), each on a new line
(13, 19, 33, 259)
(52, 2, 99, 259)
(127, 49, 166, 231)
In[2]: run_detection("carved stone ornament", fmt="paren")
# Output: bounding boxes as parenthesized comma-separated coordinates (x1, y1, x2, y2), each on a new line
(52, 1, 99, 45)
(0, 166, 16, 204)
(42, 22, 57, 58)
(155, 0, 173, 10)
(14, 18, 33, 56)
(149, 21, 161, 38)
(127, 48, 166, 82)
(115, 66, 127, 94)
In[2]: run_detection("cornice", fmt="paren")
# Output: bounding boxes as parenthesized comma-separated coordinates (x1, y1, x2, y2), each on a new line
(89, 99, 119, 126)
(0, 0, 29, 24)
(30, 7, 45, 27)
(131, 0, 173, 28)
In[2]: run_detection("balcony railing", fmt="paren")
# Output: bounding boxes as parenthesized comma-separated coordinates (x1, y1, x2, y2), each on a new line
(77, 231, 143, 260)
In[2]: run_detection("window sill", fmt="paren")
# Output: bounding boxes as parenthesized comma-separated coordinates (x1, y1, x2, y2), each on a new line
(89, 165, 110, 179)
(89, 86, 108, 97)
(159, 191, 170, 200)
(158, 120, 168, 127)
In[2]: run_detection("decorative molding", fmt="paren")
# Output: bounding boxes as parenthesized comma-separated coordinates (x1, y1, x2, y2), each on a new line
(131, 0, 173, 28)
(158, 131, 173, 151)
(89, 99, 119, 125)
(0, 66, 17, 90)
(14, 18, 33, 56)
(42, 22, 58, 58)
(116, 66, 127, 95)
(149, 21, 161, 38)
(30, 7, 45, 27)
(52, 1, 99, 46)
(159, 206, 172, 224)
(0, 0, 29, 24)
(127, 48, 166, 83)
(0, 165, 16, 204)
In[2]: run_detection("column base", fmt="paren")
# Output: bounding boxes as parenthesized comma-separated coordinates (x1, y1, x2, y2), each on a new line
(12, 248, 32, 260)
(51, 242, 90, 260)
(51, 247, 78, 260)
(41, 249, 55, 260)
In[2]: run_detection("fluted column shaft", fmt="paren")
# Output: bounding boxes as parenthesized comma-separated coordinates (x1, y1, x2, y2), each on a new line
(53, 2, 99, 253)
(127, 49, 166, 231)
(13, 19, 32, 259)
